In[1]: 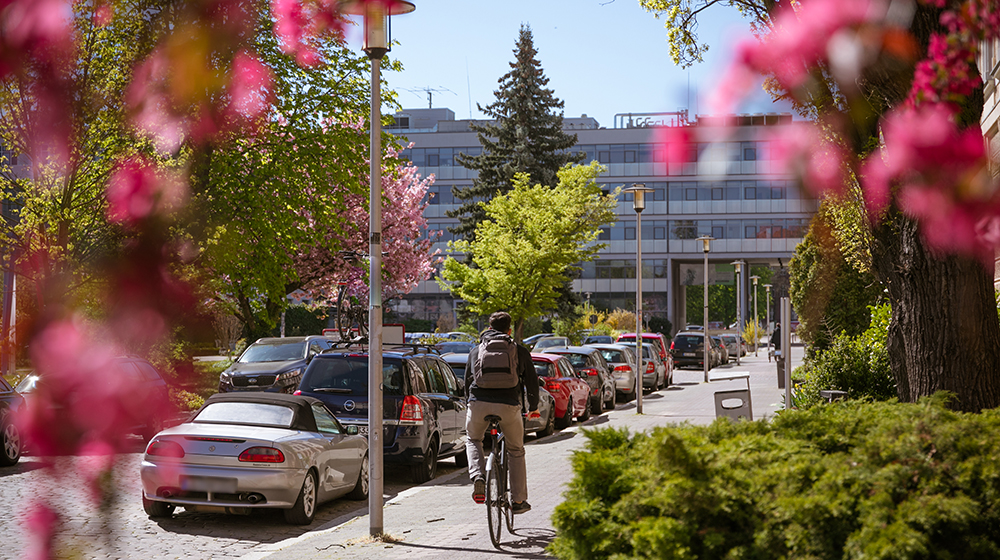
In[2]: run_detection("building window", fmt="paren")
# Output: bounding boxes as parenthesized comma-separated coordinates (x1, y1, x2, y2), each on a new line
(598, 151, 610, 163)
(685, 188, 698, 201)
(745, 225, 758, 238)
(744, 187, 756, 199)
(625, 151, 636, 163)
(712, 187, 723, 200)
(712, 225, 724, 239)
(771, 187, 785, 200)
(654, 226, 665, 239)
(427, 153, 439, 166)
(625, 227, 636, 240)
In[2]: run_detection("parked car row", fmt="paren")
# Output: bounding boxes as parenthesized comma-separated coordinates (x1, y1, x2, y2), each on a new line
(670, 331, 730, 369)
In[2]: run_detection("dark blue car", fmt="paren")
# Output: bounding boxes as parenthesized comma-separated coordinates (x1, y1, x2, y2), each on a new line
(295, 348, 467, 483)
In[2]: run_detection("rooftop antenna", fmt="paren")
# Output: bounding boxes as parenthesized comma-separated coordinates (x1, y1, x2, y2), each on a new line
(404, 87, 456, 109)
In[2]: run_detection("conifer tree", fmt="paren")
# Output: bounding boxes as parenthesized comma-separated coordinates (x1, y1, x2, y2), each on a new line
(449, 24, 583, 239)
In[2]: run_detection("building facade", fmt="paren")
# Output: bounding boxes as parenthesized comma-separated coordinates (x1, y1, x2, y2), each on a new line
(389, 108, 816, 334)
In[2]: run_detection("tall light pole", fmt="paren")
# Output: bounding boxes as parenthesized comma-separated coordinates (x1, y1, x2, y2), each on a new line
(750, 274, 760, 356)
(764, 283, 772, 359)
(626, 184, 653, 413)
(730, 260, 742, 366)
(697, 235, 713, 382)
(339, 0, 415, 538)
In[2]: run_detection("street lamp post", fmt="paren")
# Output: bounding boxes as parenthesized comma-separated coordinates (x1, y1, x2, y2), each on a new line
(764, 283, 772, 360)
(697, 235, 713, 383)
(750, 274, 760, 356)
(730, 260, 743, 366)
(626, 184, 653, 414)
(339, 0, 415, 538)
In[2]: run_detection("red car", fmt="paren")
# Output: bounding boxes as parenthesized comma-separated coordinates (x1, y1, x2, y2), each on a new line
(531, 353, 591, 429)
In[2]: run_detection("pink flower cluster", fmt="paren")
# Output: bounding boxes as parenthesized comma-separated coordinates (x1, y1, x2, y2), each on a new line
(701, 0, 1000, 264)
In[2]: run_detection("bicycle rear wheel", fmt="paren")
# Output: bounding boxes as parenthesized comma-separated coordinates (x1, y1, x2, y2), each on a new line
(486, 452, 503, 548)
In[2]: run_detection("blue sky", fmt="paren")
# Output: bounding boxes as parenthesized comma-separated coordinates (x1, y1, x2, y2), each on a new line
(343, 1, 790, 127)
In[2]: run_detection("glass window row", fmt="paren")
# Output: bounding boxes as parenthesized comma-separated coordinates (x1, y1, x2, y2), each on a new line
(598, 218, 809, 241)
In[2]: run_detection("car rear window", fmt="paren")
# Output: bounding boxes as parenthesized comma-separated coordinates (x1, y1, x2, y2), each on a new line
(675, 335, 702, 347)
(195, 402, 294, 427)
(598, 349, 626, 363)
(557, 353, 587, 368)
(300, 357, 406, 396)
(533, 362, 552, 377)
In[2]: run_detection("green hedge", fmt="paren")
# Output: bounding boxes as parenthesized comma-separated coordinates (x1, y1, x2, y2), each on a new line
(551, 394, 1000, 559)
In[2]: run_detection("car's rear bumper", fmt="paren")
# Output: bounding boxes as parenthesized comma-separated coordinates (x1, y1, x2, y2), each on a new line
(141, 460, 304, 509)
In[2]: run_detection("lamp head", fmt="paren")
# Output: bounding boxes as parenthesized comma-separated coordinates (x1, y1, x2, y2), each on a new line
(624, 183, 654, 213)
(751, 275, 759, 286)
(338, 1, 415, 58)
(730, 260, 742, 273)
(697, 235, 713, 253)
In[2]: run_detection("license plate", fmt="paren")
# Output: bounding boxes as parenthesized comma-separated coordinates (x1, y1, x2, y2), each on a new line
(180, 475, 237, 493)
(357, 425, 369, 437)
(683, 352, 696, 357)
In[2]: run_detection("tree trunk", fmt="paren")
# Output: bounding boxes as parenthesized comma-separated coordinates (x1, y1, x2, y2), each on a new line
(872, 216, 1000, 412)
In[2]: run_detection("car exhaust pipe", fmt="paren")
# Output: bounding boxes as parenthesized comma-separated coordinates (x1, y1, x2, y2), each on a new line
(246, 493, 265, 504)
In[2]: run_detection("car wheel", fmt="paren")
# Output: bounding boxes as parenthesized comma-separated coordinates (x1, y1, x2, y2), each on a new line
(590, 395, 602, 415)
(0, 419, 22, 467)
(454, 446, 469, 468)
(142, 495, 175, 518)
(555, 408, 571, 429)
(347, 453, 369, 500)
(579, 400, 592, 422)
(605, 387, 616, 410)
(537, 408, 556, 437)
(411, 438, 438, 484)
(284, 470, 318, 525)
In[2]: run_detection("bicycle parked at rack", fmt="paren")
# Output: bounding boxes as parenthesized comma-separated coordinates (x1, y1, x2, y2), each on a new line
(484, 414, 513, 549)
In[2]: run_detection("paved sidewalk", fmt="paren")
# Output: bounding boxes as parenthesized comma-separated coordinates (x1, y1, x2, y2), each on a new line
(243, 346, 803, 560)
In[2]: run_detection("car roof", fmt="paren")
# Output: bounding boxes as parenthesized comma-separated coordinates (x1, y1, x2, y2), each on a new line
(200, 392, 324, 431)
(545, 345, 597, 355)
(442, 353, 469, 364)
(253, 336, 310, 344)
(585, 343, 633, 350)
(530, 352, 566, 362)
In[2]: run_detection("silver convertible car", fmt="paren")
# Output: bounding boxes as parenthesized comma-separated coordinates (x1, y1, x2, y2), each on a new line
(140, 392, 368, 525)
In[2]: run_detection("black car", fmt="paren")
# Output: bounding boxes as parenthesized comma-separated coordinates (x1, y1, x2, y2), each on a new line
(295, 347, 467, 483)
(670, 331, 714, 369)
(545, 346, 616, 414)
(219, 336, 334, 394)
(0, 376, 24, 466)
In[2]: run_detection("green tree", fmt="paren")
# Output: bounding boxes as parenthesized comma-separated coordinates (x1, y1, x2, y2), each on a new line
(449, 24, 584, 240)
(639, 0, 1000, 411)
(438, 163, 618, 341)
(790, 202, 883, 353)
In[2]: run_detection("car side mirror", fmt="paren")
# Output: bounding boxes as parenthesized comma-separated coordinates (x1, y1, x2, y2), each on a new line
(345, 425, 360, 436)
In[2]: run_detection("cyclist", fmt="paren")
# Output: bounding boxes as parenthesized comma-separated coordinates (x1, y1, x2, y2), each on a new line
(465, 311, 539, 514)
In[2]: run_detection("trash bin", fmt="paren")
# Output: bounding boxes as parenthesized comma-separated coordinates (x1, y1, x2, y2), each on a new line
(775, 350, 785, 388)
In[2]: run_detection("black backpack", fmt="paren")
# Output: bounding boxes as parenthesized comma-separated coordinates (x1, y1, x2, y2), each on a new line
(472, 335, 520, 389)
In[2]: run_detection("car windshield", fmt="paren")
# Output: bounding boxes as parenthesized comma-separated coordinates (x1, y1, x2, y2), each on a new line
(195, 402, 294, 427)
(598, 349, 626, 363)
(300, 356, 405, 396)
(239, 341, 305, 363)
(675, 334, 702, 347)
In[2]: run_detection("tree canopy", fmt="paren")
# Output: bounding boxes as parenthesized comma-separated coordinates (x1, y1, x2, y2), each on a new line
(438, 163, 618, 341)
(449, 24, 583, 240)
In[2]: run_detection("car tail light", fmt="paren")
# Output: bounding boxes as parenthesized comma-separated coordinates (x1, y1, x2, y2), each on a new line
(646, 362, 655, 374)
(613, 365, 631, 377)
(239, 447, 285, 463)
(581, 368, 598, 377)
(670, 340, 675, 350)
(146, 439, 184, 458)
(293, 390, 302, 395)
(545, 381, 563, 393)
(400, 395, 423, 422)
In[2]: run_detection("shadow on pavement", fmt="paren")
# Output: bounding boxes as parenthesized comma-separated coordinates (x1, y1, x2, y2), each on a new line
(530, 431, 576, 446)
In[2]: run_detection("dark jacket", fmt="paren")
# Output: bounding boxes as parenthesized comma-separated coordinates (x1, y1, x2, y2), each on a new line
(770, 325, 781, 351)
(465, 329, 539, 410)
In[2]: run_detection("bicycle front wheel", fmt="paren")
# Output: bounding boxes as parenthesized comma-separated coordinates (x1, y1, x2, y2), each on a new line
(486, 452, 503, 549)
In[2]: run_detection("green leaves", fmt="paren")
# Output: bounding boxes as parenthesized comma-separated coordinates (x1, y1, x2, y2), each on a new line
(438, 162, 617, 338)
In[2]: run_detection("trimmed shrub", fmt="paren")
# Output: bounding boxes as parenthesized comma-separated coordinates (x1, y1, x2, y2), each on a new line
(551, 395, 1000, 559)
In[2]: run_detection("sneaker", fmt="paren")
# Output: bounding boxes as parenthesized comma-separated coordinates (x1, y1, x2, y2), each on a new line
(472, 478, 485, 504)
(511, 501, 531, 514)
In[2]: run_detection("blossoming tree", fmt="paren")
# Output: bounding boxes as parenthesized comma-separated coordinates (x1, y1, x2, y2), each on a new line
(642, 0, 1000, 411)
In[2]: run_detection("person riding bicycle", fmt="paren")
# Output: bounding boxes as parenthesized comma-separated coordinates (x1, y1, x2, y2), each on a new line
(465, 311, 539, 514)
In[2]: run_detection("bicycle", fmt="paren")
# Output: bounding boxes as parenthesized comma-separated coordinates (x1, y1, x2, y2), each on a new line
(484, 414, 513, 549)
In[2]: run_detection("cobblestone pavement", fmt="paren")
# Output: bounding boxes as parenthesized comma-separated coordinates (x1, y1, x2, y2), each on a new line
(0, 346, 801, 559)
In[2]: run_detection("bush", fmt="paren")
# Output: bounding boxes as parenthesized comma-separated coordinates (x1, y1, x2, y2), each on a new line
(796, 303, 895, 408)
(648, 316, 672, 337)
(550, 394, 1000, 559)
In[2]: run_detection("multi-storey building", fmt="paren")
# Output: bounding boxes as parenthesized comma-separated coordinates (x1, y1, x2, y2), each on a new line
(979, 35, 1000, 288)
(388, 107, 817, 334)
